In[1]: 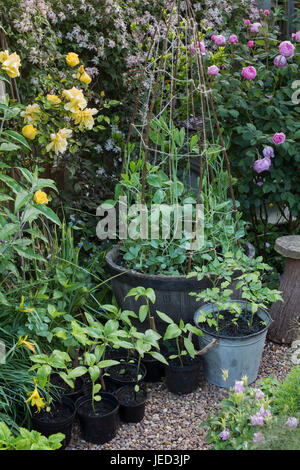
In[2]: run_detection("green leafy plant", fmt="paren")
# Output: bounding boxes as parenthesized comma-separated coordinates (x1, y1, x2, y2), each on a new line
(0, 421, 64, 450)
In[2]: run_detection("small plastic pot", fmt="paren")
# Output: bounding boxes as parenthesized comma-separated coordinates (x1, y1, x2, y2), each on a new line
(165, 359, 201, 394)
(115, 386, 147, 423)
(107, 359, 147, 388)
(142, 356, 165, 383)
(31, 396, 76, 450)
(76, 393, 119, 445)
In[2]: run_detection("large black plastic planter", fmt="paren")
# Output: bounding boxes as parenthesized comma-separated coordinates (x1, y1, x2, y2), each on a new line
(76, 393, 119, 445)
(115, 386, 147, 423)
(106, 245, 255, 336)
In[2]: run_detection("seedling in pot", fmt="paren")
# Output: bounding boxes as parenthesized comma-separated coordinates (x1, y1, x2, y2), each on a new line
(125, 287, 157, 331)
(156, 311, 203, 366)
(189, 251, 283, 334)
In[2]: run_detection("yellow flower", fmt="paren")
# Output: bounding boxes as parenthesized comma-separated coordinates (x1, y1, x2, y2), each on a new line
(0, 50, 9, 63)
(46, 128, 72, 155)
(66, 52, 79, 67)
(100, 91, 105, 97)
(72, 107, 98, 130)
(1, 51, 21, 78)
(17, 335, 36, 354)
(62, 87, 87, 113)
(46, 94, 61, 106)
(34, 189, 49, 205)
(77, 65, 91, 85)
(25, 378, 45, 413)
(22, 124, 38, 140)
(21, 103, 40, 124)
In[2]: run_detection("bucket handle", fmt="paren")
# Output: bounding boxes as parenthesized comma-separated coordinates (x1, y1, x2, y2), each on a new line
(195, 338, 218, 356)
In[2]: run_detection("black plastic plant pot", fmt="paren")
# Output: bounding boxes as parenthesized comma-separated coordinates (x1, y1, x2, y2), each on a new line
(76, 393, 119, 445)
(115, 386, 147, 424)
(165, 359, 201, 394)
(142, 355, 165, 383)
(52, 373, 85, 404)
(31, 396, 76, 450)
(107, 359, 147, 388)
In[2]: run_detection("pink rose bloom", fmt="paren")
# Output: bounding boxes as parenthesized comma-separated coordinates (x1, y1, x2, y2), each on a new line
(207, 65, 220, 76)
(294, 31, 300, 42)
(189, 41, 205, 55)
(263, 146, 274, 158)
(229, 35, 238, 44)
(264, 10, 270, 15)
(253, 157, 271, 174)
(274, 55, 288, 68)
(272, 132, 286, 145)
(279, 41, 295, 58)
(251, 23, 262, 33)
(242, 66, 257, 80)
(244, 19, 251, 25)
(211, 34, 216, 41)
(214, 35, 226, 46)
(248, 40, 254, 47)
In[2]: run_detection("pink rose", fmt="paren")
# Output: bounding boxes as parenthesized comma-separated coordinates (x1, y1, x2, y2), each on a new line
(189, 41, 205, 56)
(229, 35, 238, 44)
(207, 65, 220, 76)
(274, 55, 288, 67)
(211, 34, 216, 41)
(264, 10, 270, 15)
(279, 41, 295, 58)
(263, 146, 274, 158)
(272, 132, 286, 145)
(244, 19, 251, 25)
(253, 157, 271, 174)
(294, 31, 300, 42)
(248, 40, 254, 47)
(214, 35, 226, 46)
(242, 66, 257, 80)
(251, 23, 262, 33)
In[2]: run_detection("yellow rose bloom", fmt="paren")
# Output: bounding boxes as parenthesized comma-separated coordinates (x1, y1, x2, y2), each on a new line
(77, 65, 92, 85)
(0, 50, 9, 63)
(46, 94, 61, 106)
(62, 87, 87, 113)
(21, 103, 40, 124)
(34, 189, 49, 205)
(25, 379, 45, 413)
(46, 128, 72, 155)
(22, 124, 38, 140)
(72, 107, 98, 130)
(1, 52, 21, 78)
(66, 52, 79, 67)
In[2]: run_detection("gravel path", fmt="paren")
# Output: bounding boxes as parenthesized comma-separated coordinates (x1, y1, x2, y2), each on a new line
(67, 341, 292, 450)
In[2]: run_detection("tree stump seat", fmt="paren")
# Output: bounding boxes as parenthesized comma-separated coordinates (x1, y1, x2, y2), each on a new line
(268, 235, 300, 345)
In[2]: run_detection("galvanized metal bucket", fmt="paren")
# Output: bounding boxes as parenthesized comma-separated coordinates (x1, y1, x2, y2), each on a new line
(194, 300, 272, 388)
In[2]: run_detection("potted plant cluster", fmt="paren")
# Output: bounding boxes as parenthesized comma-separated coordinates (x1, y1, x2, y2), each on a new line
(191, 251, 283, 387)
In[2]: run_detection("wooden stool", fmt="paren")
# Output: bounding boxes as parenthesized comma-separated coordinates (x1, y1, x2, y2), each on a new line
(268, 235, 300, 344)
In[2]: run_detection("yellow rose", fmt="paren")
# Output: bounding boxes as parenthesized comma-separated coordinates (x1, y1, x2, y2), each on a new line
(77, 65, 92, 85)
(72, 107, 98, 130)
(0, 50, 9, 64)
(66, 52, 79, 67)
(46, 94, 61, 106)
(22, 124, 38, 140)
(21, 103, 40, 124)
(34, 189, 49, 205)
(62, 87, 87, 113)
(1, 52, 21, 78)
(46, 128, 72, 155)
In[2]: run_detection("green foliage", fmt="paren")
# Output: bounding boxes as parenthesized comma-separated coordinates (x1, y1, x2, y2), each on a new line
(0, 421, 64, 450)
(272, 366, 300, 416)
